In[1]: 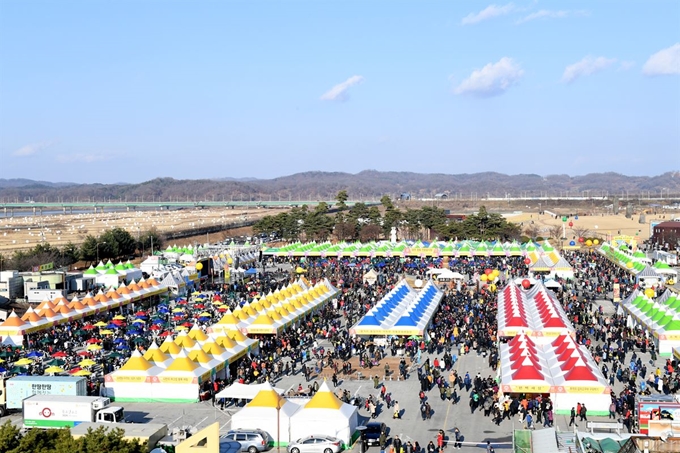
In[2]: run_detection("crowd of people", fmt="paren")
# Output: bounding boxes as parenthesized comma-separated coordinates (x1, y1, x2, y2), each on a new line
(1, 244, 678, 447)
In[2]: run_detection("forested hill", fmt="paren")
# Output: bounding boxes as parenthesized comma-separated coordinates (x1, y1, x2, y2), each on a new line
(1, 171, 678, 201)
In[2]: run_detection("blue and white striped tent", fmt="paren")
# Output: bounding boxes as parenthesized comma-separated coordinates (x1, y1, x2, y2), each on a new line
(350, 279, 443, 337)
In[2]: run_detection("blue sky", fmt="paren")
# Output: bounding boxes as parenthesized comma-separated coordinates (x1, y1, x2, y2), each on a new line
(1, 0, 679, 184)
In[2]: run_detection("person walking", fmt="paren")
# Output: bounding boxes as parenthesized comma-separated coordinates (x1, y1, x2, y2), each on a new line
(427, 441, 437, 453)
(393, 436, 402, 453)
(486, 441, 495, 453)
(393, 401, 401, 419)
(453, 428, 463, 449)
(579, 403, 588, 422)
(436, 430, 444, 451)
(569, 407, 577, 427)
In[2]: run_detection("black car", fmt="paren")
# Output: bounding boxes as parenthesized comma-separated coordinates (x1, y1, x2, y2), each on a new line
(364, 422, 386, 446)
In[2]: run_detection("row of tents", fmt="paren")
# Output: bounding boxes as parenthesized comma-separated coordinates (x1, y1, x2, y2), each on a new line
(500, 333, 611, 415)
(497, 281, 573, 340)
(619, 288, 680, 356)
(599, 242, 677, 282)
(104, 328, 258, 403)
(264, 240, 565, 259)
(349, 279, 444, 337)
(210, 279, 340, 335)
(0, 279, 168, 345)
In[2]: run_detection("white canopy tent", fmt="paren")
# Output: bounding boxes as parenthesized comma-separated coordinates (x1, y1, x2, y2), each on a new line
(216, 382, 284, 400)
(230, 388, 301, 446)
(289, 382, 358, 447)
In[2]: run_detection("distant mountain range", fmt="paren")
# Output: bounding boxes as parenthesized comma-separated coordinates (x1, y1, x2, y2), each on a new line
(0, 178, 77, 189)
(0, 171, 678, 201)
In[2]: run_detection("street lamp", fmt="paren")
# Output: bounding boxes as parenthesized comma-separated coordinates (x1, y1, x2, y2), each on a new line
(96, 241, 107, 263)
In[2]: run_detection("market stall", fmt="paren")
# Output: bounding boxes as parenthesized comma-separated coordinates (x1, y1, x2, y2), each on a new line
(349, 279, 443, 338)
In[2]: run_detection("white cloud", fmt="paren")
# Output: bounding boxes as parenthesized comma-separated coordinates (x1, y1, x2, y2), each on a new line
(56, 153, 110, 163)
(319, 75, 365, 101)
(619, 61, 635, 71)
(561, 56, 617, 83)
(461, 3, 515, 25)
(517, 9, 588, 24)
(13, 141, 55, 156)
(642, 43, 680, 76)
(453, 57, 524, 97)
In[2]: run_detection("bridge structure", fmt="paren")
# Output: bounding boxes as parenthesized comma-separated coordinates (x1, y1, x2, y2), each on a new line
(0, 200, 378, 216)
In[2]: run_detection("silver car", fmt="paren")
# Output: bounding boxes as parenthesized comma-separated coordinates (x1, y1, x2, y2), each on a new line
(287, 435, 343, 453)
(223, 429, 273, 453)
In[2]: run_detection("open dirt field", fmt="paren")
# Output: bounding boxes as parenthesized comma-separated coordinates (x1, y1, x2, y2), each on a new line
(0, 207, 286, 253)
(504, 211, 671, 242)
(0, 204, 676, 255)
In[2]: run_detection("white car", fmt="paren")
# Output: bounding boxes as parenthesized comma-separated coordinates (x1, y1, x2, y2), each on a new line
(286, 435, 343, 453)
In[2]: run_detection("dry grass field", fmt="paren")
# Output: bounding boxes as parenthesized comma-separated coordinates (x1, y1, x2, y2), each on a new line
(0, 207, 286, 253)
(0, 202, 676, 254)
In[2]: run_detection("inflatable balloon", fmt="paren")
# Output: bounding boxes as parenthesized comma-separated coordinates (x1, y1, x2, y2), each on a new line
(645, 288, 655, 298)
(524, 258, 531, 265)
(586, 240, 593, 246)
(485, 268, 493, 275)
(480, 274, 488, 282)
(626, 262, 634, 269)
(492, 269, 500, 277)
(195, 263, 203, 271)
(569, 221, 573, 227)
(578, 237, 585, 243)
(227, 258, 233, 265)
(593, 239, 599, 245)
(569, 241, 576, 246)
(522, 279, 531, 289)
(489, 284, 497, 292)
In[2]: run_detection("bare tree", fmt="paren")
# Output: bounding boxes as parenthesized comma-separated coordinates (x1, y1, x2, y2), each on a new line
(572, 226, 591, 239)
(549, 225, 564, 240)
(524, 224, 541, 239)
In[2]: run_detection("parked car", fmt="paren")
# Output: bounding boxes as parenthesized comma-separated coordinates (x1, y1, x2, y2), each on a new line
(287, 435, 343, 453)
(223, 429, 273, 453)
(364, 422, 386, 446)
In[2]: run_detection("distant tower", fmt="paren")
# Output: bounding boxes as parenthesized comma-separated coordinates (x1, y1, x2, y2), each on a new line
(613, 197, 619, 215)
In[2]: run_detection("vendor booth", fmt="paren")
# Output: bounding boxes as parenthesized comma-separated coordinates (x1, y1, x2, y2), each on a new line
(349, 279, 443, 338)
(500, 333, 611, 415)
(496, 281, 574, 342)
(620, 289, 680, 356)
(230, 385, 301, 446)
(289, 382, 359, 447)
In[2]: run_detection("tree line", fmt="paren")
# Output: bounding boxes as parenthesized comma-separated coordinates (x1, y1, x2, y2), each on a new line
(0, 421, 148, 453)
(253, 192, 522, 242)
(0, 227, 164, 273)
